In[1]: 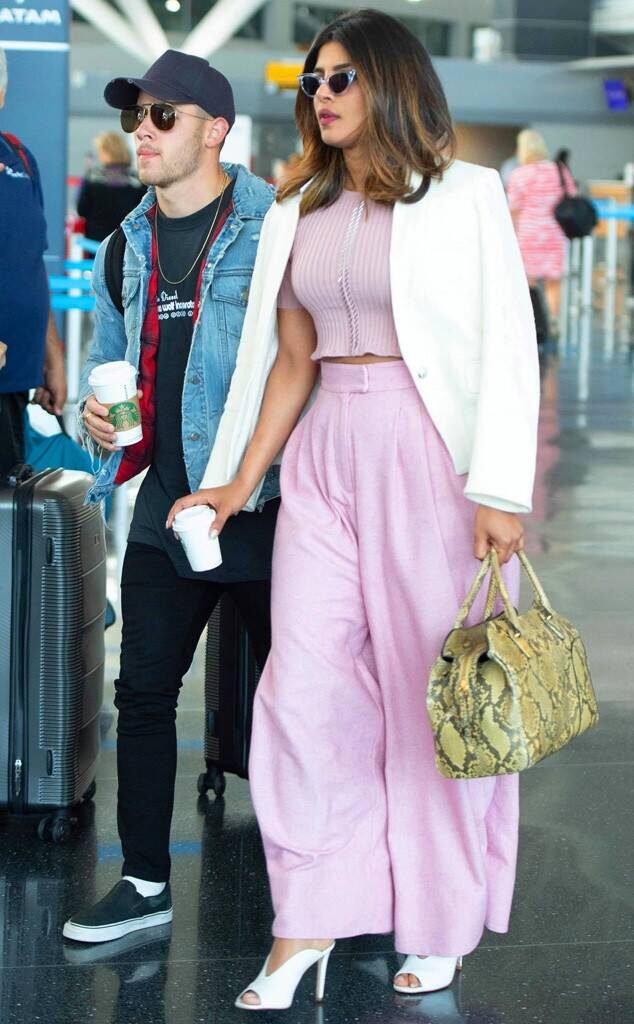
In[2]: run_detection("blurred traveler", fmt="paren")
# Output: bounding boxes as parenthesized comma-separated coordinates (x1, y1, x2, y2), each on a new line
(76, 131, 146, 243)
(272, 151, 301, 187)
(507, 129, 575, 325)
(0, 45, 67, 477)
(167, 10, 539, 1010)
(63, 49, 278, 945)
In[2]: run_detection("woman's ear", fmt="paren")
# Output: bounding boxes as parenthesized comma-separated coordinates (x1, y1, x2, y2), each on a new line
(206, 117, 230, 150)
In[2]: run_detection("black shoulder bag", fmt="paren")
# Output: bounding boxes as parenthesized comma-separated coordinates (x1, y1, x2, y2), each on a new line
(553, 162, 598, 240)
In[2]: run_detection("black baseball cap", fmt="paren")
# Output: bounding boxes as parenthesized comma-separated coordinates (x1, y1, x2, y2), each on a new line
(104, 49, 235, 128)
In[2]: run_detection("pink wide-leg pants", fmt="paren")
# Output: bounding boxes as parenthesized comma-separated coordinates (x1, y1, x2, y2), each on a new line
(249, 361, 520, 955)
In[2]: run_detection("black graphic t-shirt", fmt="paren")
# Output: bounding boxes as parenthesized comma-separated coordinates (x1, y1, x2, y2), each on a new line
(153, 189, 230, 501)
(129, 180, 279, 582)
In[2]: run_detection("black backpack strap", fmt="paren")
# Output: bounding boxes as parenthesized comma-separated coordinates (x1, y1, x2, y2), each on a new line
(104, 226, 126, 316)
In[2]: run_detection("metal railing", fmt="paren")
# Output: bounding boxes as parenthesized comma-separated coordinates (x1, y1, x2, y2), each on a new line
(560, 201, 633, 358)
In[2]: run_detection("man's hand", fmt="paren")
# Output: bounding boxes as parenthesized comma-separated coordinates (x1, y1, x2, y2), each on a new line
(82, 390, 143, 452)
(33, 310, 67, 415)
(166, 480, 251, 536)
(474, 506, 524, 565)
(0, 341, 7, 370)
(34, 345, 67, 415)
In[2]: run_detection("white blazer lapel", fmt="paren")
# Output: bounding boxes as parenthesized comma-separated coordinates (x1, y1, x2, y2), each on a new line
(256, 196, 302, 327)
(199, 194, 301, 502)
(389, 171, 432, 365)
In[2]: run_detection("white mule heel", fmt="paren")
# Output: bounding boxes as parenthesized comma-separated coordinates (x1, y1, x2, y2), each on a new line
(393, 954, 463, 994)
(235, 943, 335, 1011)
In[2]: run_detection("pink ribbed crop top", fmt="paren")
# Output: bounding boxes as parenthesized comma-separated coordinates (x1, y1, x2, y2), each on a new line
(277, 189, 402, 360)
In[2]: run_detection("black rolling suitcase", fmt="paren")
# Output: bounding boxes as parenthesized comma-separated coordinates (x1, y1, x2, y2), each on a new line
(0, 467, 107, 841)
(197, 594, 261, 799)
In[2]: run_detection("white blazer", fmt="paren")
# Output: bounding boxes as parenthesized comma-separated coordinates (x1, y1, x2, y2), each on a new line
(200, 159, 540, 514)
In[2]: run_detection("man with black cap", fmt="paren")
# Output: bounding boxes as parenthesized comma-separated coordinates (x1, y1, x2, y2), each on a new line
(63, 51, 279, 943)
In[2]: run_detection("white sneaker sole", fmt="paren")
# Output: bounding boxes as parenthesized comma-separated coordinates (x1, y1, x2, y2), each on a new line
(63, 907, 173, 944)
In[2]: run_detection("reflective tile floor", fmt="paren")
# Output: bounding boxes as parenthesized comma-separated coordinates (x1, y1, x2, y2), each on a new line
(1, 334, 633, 1023)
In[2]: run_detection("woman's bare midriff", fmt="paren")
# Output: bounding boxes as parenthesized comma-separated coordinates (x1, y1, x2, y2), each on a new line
(320, 355, 403, 365)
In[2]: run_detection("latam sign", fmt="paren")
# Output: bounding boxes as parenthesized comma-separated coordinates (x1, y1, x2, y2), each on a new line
(0, 0, 66, 40)
(0, 7, 62, 24)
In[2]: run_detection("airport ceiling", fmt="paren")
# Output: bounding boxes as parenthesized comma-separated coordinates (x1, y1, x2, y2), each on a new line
(70, 0, 267, 62)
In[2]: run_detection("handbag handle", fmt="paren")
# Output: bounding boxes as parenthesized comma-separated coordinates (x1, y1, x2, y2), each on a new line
(452, 552, 506, 629)
(55, 413, 70, 438)
(483, 570, 499, 620)
(515, 550, 555, 615)
(556, 159, 569, 198)
(452, 549, 554, 634)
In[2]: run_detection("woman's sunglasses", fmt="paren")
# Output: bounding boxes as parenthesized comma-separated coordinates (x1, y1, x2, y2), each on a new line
(120, 102, 210, 134)
(298, 68, 357, 99)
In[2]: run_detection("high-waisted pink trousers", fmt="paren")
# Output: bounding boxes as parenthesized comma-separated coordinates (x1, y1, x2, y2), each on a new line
(249, 361, 520, 955)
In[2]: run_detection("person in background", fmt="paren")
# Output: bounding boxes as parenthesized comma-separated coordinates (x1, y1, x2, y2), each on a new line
(507, 129, 575, 328)
(76, 130, 146, 243)
(0, 44, 67, 477)
(272, 151, 301, 187)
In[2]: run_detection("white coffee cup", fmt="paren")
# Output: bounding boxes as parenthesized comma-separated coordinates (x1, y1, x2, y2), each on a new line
(88, 361, 142, 446)
(172, 506, 222, 572)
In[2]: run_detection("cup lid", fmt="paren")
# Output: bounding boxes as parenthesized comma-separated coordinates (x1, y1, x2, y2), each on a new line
(173, 506, 216, 530)
(88, 360, 136, 386)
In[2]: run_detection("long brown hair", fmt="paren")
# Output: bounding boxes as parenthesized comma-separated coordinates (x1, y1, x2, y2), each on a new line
(278, 8, 456, 213)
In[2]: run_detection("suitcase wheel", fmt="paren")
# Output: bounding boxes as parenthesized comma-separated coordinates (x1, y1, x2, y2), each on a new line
(197, 766, 226, 799)
(37, 812, 78, 844)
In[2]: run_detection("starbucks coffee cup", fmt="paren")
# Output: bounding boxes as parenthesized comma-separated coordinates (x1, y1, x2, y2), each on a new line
(172, 506, 222, 572)
(88, 361, 142, 446)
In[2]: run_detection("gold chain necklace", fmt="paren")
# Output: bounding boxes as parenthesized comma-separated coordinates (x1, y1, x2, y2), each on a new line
(155, 172, 230, 286)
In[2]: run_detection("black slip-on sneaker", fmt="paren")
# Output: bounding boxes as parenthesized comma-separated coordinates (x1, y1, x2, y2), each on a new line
(63, 880, 173, 944)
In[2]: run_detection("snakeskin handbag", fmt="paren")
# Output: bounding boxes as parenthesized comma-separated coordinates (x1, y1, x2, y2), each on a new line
(427, 549, 598, 779)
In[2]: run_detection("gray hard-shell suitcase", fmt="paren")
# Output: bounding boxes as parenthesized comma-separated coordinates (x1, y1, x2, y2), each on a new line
(197, 595, 260, 799)
(0, 467, 106, 841)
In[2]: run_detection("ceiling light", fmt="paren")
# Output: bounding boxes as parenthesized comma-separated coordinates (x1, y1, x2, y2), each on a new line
(165, 0, 181, 11)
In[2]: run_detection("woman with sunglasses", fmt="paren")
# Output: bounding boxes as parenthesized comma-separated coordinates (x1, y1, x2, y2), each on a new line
(168, 9, 539, 1010)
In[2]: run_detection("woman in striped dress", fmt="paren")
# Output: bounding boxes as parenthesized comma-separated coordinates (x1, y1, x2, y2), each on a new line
(507, 130, 575, 325)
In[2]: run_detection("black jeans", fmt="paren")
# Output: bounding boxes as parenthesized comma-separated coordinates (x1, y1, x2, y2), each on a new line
(116, 542, 272, 881)
(0, 392, 28, 477)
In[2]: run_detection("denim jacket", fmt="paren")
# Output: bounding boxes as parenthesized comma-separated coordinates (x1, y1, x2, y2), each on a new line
(78, 162, 279, 506)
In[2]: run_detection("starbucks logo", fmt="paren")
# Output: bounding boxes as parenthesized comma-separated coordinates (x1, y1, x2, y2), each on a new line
(110, 400, 141, 431)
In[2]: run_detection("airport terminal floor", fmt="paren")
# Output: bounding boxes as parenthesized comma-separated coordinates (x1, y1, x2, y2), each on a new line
(1, 329, 633, 1024)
